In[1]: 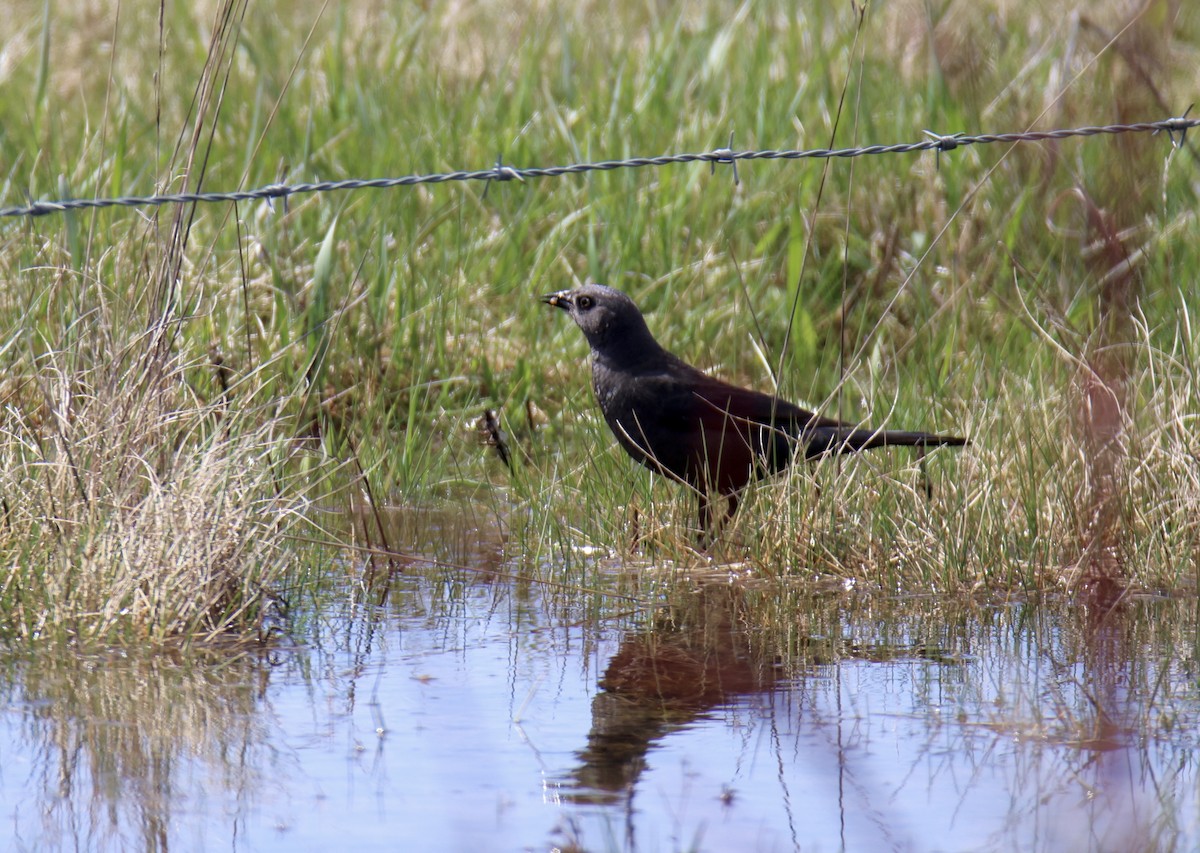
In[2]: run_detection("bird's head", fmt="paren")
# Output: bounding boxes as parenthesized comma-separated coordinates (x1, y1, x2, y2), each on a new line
(541, 283, 659, 359)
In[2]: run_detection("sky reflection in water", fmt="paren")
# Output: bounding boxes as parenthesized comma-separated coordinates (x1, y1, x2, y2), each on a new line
(1, 568, 1196, 852)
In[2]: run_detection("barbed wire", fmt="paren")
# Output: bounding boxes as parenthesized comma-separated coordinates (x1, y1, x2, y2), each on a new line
(1, 113, 1194, 221)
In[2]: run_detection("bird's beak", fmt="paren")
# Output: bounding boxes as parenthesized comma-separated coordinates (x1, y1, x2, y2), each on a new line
(541, 290, 573, 310)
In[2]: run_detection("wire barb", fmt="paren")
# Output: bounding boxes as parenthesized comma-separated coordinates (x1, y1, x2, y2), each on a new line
(709, 131, 739, 185)
(481, 155, 523, 200)
(1153, 104, 1194, 149)
(922, 130, 966, 171)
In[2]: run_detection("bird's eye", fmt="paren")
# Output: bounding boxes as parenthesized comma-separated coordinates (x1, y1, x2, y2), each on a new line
(575, 295, 594, 310)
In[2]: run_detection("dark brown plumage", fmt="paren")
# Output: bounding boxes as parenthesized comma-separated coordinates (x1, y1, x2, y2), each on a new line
(543, 283, 966, 533)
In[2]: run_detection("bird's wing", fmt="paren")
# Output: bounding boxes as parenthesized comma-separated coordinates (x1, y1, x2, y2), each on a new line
(686, 370, 846, 433)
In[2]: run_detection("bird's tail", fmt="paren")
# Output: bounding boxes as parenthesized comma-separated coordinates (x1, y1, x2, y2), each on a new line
(803, 427, 967, 459)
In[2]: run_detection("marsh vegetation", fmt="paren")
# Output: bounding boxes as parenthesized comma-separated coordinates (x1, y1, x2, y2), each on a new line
(0, 0, 1197, 848)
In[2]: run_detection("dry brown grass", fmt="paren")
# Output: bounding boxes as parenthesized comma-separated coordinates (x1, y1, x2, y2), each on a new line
(0, 332, 307, 646)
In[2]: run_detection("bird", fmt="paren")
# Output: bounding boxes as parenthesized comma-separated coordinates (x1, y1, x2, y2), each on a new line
(542, 283, 967, 534)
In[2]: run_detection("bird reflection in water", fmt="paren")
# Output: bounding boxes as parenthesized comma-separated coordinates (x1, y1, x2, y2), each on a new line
(564, 583, 779, 802)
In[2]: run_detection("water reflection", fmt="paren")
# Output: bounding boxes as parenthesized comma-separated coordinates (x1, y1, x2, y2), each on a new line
(0, 546, 1197, 850)
(0, 650, 275, 850)
(569, 585, 781, 800)
(554, 586, 1199, 852)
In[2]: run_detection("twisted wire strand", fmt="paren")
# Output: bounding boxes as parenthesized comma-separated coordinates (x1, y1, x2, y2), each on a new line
(1, 116, 1194, 220)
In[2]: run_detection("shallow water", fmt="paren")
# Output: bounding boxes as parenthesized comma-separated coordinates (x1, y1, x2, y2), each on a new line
(2, 553, 1197, 851)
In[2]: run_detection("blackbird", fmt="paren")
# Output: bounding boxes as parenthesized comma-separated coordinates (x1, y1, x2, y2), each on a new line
(543, 283, 966, 533)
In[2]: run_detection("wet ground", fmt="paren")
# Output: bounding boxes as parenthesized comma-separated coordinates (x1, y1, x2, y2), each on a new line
(2, 522, 1198, 851)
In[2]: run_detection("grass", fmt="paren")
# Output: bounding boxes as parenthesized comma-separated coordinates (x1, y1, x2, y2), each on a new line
(0, 324, 317, 645)
(0, 0, 1198, 644)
